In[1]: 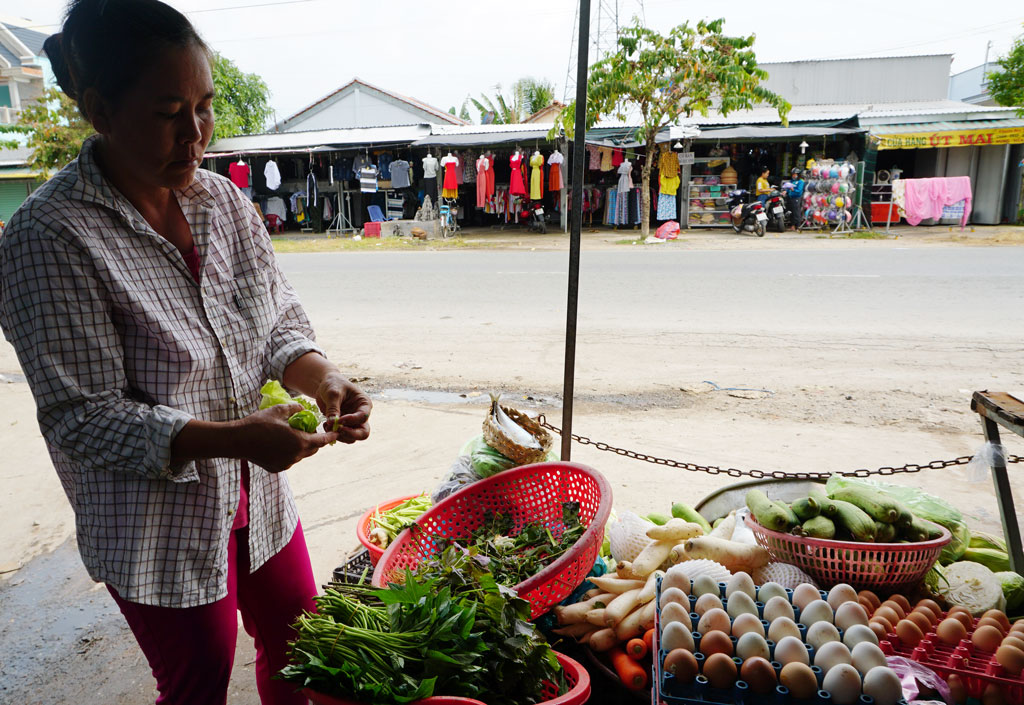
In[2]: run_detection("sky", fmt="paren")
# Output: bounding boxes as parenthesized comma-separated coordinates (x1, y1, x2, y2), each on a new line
(4, 0, 1023, 127)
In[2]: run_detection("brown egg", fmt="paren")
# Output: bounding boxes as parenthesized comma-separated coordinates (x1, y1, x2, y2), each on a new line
(896, 619, 925, 647)
(874, 606, 901, 627)
(977, 617, 1007, 635)
(937, 617, 969, 646)
(948, 610, 974, 631)
(703, 652, 738, 689)
(664, 648, 699, 684)
(947, 674, 967, 704)
(781, 662, 819, 699)
(982, 610, 1011, 631)
(868, 621, 890, 642)
(859, 590, 882, 610)
(996, 644, 1024, 676)
(1002, 635, 1024, 652)
(700, 630, 734, 658)
(972, 625, 1004, 653)
(916, 598, 942, 619)
(1011, 621, 1024, 634)
(912, 606, 939, 626)
(889, 594, 911, 613)
(858, 597, 876, 616)
(871, 615, 895, 635)
(880, 600, 906, 620)
(905, 610, 933, 634)
(740, 656, 777, 694)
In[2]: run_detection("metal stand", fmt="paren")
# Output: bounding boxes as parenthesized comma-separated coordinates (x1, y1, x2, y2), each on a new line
(326, 183, 357, 237)
(970, 391, 1024, 574)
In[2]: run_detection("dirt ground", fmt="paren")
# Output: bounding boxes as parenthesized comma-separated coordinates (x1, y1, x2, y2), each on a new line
(2, 225, 1023, 704)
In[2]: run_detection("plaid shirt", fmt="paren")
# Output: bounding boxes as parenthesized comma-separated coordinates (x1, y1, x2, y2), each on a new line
(0, 135, 322, 607)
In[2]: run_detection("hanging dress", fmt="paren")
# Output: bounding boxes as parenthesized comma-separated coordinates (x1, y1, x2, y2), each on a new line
(549, 152, 564, 191)
(476, 156, 490, 209)
(616, 161, 633, 225)
(485, 153, 496, 200)
(529, 153, 545, 200)
(657, 149, 681, 221)
(441, 156, 459, 199)
(509, 152, 527, 197)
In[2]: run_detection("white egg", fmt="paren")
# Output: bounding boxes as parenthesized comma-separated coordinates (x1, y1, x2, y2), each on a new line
(660, 602, 691, 628)
(757, 581, 788, 604)
(799, 599, 835, 627)
(823, 663, 862, 705)
(736, 632, 771, 661)
(727, 591, 759, 619)
(692, 574, 720, 598)
(843, 624, 879, 650)
(793, 583, 822, 610)
(807, 621, 842, 651)
(662, 567, 691, 595)
(768, 616, 801, 643)
(774, 635, 810, 666)
(661, 620, 695, 652)
(827, 583, 859, 611)
(814, 641, 853, 673)
(694, 593, 724, 616)
(726, 571, 756, 600)
(851, 642, 888, 676)
(863, 666, 903, 705)
(659, 586, 690, 610)
(764, 595, 796, 623)
(835, 602, 870, 631)
(732, 613, 765, 638)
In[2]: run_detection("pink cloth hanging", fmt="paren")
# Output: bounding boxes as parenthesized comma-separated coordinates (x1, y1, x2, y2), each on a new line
(902, 176, 972, 228)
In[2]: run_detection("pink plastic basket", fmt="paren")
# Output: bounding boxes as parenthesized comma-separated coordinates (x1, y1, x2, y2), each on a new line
(355, 494, 423, 567)
(744, 513, 950, 592)
(303, 651, 591, 705)
(372, 461, 612, 619)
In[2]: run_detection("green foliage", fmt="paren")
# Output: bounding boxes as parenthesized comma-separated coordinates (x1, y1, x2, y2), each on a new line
(987, 27, 1024, 116)
(465, 77, 556, 124)
(0, 87, 94, 177)
(210, 52, 273, 140)
(553, 19, 790, 236)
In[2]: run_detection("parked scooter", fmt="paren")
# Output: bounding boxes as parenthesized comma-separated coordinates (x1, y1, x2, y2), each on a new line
(728, 190, 767, 236)
(765, 188, 788, 232)
(527, 201, 547, 234)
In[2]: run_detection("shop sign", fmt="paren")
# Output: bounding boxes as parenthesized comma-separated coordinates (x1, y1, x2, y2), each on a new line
(678, 151, 695, 165)
(873, 126, 1024, 150)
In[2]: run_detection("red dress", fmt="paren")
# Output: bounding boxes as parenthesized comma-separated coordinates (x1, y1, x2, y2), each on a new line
(509, 153, 527, 197)
(443, 160, 458, 190)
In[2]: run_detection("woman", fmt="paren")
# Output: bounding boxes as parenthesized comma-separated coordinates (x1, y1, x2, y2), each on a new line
(755, 167, 772, 206)
(0, 1, 370, 703)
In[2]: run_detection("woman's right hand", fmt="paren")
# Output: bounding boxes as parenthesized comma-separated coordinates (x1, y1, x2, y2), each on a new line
(237, 403, 340, 473)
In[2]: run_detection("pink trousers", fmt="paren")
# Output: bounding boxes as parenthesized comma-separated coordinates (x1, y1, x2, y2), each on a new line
(108, 522, 317, 705)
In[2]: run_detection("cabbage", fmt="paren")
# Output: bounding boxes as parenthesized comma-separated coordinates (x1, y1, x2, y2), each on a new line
(459, 434, 559, 479)
(934, 561, 1006, 615)
(258, 379, 324, 432)
(995, 571, 1024, 613)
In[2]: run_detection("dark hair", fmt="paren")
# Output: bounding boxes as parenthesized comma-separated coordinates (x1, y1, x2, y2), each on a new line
(44, 0, 210, 118)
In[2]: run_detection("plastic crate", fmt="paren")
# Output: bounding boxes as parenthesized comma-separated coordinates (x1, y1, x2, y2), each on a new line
(331, 548, 374, 585)
(363, 221, 381, 237)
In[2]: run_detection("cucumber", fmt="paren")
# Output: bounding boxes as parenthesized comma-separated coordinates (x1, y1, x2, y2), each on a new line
(811, 490, 838, 518)
(831, 499, 877, 542)
(791, 497, 820, 522)
(802, 515, 836, 539)
(905, 516, 943, 542)
(745, 489, 791, 532)
(671, 502, 713, 534)
(828, 486, 901, 524)
(647, 512, 670, 526)
(874, 521, 897, 543)
(712, 517, 724, 529)
(776, 501, 800, 529)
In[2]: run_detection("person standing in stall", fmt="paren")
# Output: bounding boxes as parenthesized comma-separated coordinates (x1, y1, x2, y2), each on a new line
(0, 1, 371, 703)
(756, 167, 772, 205)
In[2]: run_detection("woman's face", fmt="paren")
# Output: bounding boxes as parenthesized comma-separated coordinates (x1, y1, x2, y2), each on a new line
(92, 43, 215, 191)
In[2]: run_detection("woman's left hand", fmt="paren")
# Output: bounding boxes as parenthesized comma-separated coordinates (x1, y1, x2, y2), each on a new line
(315, 372, 372, 444)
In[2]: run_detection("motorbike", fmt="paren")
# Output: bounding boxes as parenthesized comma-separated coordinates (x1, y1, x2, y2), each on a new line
(527, 201, 547, 234)
(728, 190, 767, 237)
(765, 188, 788, 232)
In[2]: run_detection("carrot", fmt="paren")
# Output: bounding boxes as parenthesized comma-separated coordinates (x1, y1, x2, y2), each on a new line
(642, 628, 656, 655)
(626, 637, 648, 660)
(610, 646, 648, 690)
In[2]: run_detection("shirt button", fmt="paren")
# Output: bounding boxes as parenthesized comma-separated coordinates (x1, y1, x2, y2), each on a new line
(227, 509, 234, 516)
(228, 396, 236, 404)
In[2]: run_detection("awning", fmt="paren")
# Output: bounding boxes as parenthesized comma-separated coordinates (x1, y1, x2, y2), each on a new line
(870, 119, 1024, 150)
(695, 125, 864, 141)
(204, 124, 431, 156)
(412, 127, 555, 148)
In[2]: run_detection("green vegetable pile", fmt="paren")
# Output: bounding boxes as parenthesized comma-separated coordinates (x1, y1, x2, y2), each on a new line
(259, 379, 325, 433)
(444, 502, 586, 587)
(368, 495, 432, 549)
(279, 546, 564, 704)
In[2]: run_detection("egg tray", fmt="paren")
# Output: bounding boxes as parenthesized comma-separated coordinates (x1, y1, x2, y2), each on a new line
(653, 579, 910, 705)
(876, 613, 1024, 705)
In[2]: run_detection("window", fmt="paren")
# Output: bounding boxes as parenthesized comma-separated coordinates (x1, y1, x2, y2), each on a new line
(0, 85, 11, 108)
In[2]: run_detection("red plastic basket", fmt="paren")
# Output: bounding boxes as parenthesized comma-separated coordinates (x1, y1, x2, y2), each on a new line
(372, 462, 612, 619)
(355, 494, 424, 567)
(744, 513, 950, 592)
(303, 651, 592, 705)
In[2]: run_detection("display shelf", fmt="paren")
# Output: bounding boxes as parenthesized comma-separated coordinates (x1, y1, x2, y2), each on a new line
(685, 157, 735, 229)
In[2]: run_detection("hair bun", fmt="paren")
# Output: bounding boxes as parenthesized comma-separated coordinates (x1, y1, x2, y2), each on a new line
(43, 32, 78, 100)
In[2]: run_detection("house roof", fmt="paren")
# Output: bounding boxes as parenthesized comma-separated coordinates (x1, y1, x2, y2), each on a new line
(523, 101, 567, 124)
(5, 23, 46, 56)
(278, 78, 468, 130)
(689, 100, 1019, 127)
(205, 124, 431, 156)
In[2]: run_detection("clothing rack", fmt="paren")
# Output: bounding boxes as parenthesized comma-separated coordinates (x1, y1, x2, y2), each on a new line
(326, 182, 357, 237)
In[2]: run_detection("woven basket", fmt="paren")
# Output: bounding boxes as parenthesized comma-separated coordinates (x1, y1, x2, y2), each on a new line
(483, 405, 552, 465)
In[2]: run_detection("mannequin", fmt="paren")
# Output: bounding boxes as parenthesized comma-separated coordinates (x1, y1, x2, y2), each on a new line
(616, 156, 634, 225)
(510, 149, 526, 197)
(475, 153, 490, 209)
(440, 151, 459, 199)
(422, 151, 440, 200)
(529, 149, 545, 200)
(548, 149, 564, 191)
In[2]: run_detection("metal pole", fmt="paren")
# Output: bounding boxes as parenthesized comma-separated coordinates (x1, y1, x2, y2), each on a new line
(561, 0, 591, 461)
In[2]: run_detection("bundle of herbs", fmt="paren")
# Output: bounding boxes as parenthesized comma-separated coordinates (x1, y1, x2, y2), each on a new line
(279, 546, 564, 704)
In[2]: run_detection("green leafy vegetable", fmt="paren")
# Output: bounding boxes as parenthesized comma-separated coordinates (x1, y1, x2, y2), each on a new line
(995, 571, 1024, 612)
(258, 379, 324, 433)
(459, 434, 560, 479)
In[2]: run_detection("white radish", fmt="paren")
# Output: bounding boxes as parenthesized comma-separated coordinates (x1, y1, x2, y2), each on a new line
(585, 609, 608, 627)
(631, 540, 676, 577)
(588, 576, 645, 594)
(616, 599, 657, 640)
(604, 588, 644, 626)
(554, 592, 614, 625)
(638, 570, 664, 604)
(710, 512, 737, 539)
(647, 519, 703, 541)
(589, 627, 618, 652)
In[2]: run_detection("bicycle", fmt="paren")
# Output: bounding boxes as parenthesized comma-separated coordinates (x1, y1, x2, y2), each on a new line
(438, 197, 460, 238)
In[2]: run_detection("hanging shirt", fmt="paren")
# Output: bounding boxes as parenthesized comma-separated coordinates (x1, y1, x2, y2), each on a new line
(359, 166, 379, 193)
(599, 148, 614, 172)
(264, 160, 281, 190)
(229, 161, 250, 189)
(306, 171, 318, 207)
(377, 153, 394, 181)
(265, 196, 287, 220)
(352, 155, 371, 176)
(422, 155, 439, 178)
(389, 159, 411, 189)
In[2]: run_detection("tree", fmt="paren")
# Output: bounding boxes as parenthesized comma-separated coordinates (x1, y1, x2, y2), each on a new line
(210, 52, 273, 140)
(466, 77, 557, 124)
(987, 27, 1024, 116)
(554, 19, 790, 237)
(0, 87, 93, 177)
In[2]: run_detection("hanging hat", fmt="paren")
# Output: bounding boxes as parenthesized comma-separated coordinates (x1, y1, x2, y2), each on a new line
(835, 197, 844, 208)
(831, 182, 840, 195)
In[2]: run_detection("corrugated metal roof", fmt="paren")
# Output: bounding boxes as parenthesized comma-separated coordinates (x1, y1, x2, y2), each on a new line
(414, 123, 556, 147)
(761, 53, 952, 66)
(205, 124, 431, 155)
(869, 118, 1024, 135)
(5, 23, 46, 56)
(0, 40, 18, 67)
(278, 78, 467, 129)
(689, 100, 1019, 127)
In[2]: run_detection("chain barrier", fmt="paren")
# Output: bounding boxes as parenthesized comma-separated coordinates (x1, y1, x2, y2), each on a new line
(535, 414, 1022, 480)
